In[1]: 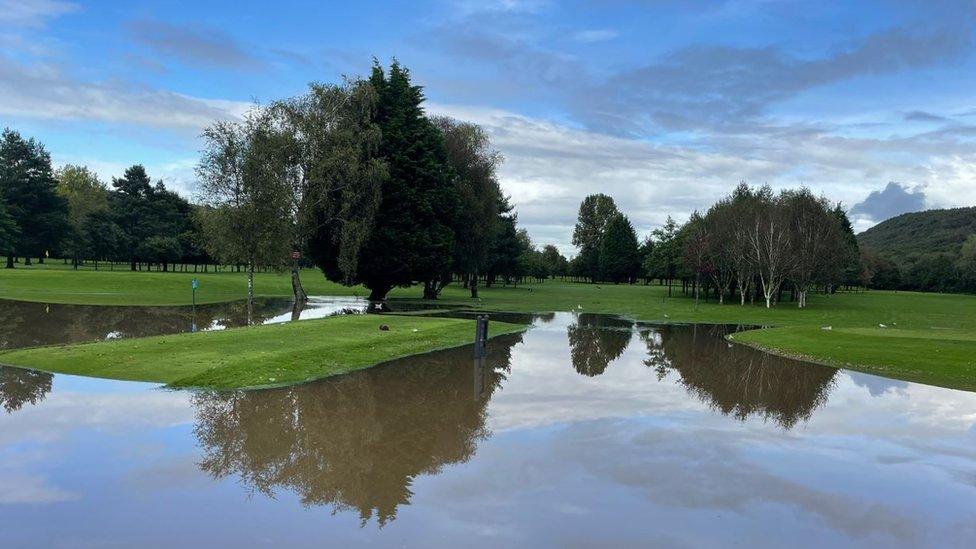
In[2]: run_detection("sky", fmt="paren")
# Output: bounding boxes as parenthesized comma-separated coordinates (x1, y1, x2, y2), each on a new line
(2, 0, 975, 256)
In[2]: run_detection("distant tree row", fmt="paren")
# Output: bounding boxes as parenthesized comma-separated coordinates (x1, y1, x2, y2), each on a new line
(0, 129, 209, 271)
(572, 183, 860, 308)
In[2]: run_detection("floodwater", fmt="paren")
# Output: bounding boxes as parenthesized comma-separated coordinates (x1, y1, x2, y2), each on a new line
(2, 312, 976, 547)
(0, 296, 436, 350)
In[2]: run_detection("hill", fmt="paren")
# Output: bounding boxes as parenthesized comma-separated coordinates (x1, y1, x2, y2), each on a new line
(857, 206, 976, 292)
(857, 206, 976, 260)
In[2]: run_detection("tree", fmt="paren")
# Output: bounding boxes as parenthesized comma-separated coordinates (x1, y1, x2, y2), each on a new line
(681, 212, 710, 305)
(727, 183, 758, 305)
(196, 109, 295, 317)
(485, 201, 520, 287)
(599, 213, 640, 283)
(342, 61, 458, 301)
(644, 216, 681, 296)
(701, 199, 736, 303)
(783, 189, 844, 307)
(541, 244, 568, 278)
(276, 79, 387, 303)
(82, 210, 124, 269)
(832, 204, 860, 289)
(432, 117, 503, 298)
(56, 165, 109, 268)
(0, 128, 69, 267)
(572, 194, 619, 282)
(745, 187, 795, 308)
(0, 199, 19, 263)
(957, 235, 976, 292)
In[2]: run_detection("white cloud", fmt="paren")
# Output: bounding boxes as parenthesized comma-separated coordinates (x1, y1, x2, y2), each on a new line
(0, 0, 78, 27)
(430, 102, 976, 252)
(572, 29, 618, 43)
(0, 56, 248, 130)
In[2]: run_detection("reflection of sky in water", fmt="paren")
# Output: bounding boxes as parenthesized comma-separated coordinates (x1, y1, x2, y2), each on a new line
(1, 313, 975, 547)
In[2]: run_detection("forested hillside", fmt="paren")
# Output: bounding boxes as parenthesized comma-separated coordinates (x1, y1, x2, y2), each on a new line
(857, 206, 976, 292)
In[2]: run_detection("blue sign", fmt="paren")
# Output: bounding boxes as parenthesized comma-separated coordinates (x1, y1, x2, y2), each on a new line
(191, 278, 199, 290)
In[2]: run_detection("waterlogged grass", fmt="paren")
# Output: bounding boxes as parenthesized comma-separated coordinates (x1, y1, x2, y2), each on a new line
(731, 326, 976, 392)
(0, 315, 525, 389)
(2, 263, 976, 391)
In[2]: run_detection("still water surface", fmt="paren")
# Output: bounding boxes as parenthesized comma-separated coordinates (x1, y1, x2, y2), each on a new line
(1, 310, 976, 547)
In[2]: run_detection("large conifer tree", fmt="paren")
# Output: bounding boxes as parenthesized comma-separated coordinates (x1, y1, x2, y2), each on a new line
(353, 61, 459, 300)
(0, 129, 69, 267)
(599, 213, 640, 283)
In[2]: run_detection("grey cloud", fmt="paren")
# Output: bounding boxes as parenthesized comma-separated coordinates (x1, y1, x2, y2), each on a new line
(850, 182, 926, 222)
(582, 26, 974, 136)
(905, 110, 948, 122)
(127, 20, 264, 70)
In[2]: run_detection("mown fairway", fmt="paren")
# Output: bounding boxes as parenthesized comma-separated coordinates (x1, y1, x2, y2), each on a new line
(2, 264, 975, 391)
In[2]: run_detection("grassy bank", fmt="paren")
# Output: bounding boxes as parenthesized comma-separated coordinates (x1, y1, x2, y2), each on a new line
(2, 264, 975, 391)
(0, 315, 525, 389)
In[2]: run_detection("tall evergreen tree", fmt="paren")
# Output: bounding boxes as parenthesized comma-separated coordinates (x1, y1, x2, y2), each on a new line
(0, 128, 69, 267)
(0, 199, 19, 263)
(353, 61, 459, 300)
(599, 213, 640, 283)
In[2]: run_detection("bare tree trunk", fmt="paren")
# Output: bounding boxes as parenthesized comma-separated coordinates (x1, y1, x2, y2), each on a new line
(291, 265, 308, 304)
(470, 272, 479, 299)
(247, 262, 255, 325)
(5, 255, 13, 269)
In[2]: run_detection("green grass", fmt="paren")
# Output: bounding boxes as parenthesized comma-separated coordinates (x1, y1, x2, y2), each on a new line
(0, 314, 525, 389)
(3, 263, 976, 391)
(0, 263, 364, 305)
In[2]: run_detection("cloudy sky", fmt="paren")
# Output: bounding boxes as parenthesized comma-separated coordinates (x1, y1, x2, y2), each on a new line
(3, 0, 975, 255)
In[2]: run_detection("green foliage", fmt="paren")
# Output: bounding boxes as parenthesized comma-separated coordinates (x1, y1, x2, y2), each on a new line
(0, 128, 70, 263)
(56, 164, 109, 265)
(572, 194, 619, 281)
(196, 110, 295, 280)
(599, 213, 640, 283)
(858, 206, 976, 292)
(644, 216, 682, 281)
(0, 198, 19, 256)
(433, 116, 504, 284)
(110, 165, 194, 267)
(352, 61, 459, 299)
(279, 80, 387, 285)
(541, 244, 569, 278)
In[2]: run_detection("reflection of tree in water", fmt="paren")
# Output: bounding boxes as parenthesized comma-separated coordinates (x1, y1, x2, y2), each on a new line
(191, 333, 523, 526)
(641, 324, 837, 429)
(0, 298, 294, 351)
(0, 366, 53, 413)
(567, 314, 634, 377)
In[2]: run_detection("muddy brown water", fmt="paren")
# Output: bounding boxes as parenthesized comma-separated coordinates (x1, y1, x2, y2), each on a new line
(1, 306, 975, 547)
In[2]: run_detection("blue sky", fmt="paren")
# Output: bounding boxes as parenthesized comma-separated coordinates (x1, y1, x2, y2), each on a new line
(2, 0, 975, 255)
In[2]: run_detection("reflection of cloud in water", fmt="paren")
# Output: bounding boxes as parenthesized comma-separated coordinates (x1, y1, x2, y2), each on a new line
(848, 372, 909, 397)
(0, 474, 80, 505)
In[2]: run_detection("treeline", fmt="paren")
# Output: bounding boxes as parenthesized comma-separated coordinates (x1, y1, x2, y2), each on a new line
(194, 60, 554, 302)
(571, 183, 860, 308)
(0, 128, 209, 271)
(0, 61, 560, 301)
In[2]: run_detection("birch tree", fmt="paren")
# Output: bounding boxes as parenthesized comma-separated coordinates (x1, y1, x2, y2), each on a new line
(746, 187, 795, 308)
(784, 189, 844, 308)
(196, 109, 294, 321)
